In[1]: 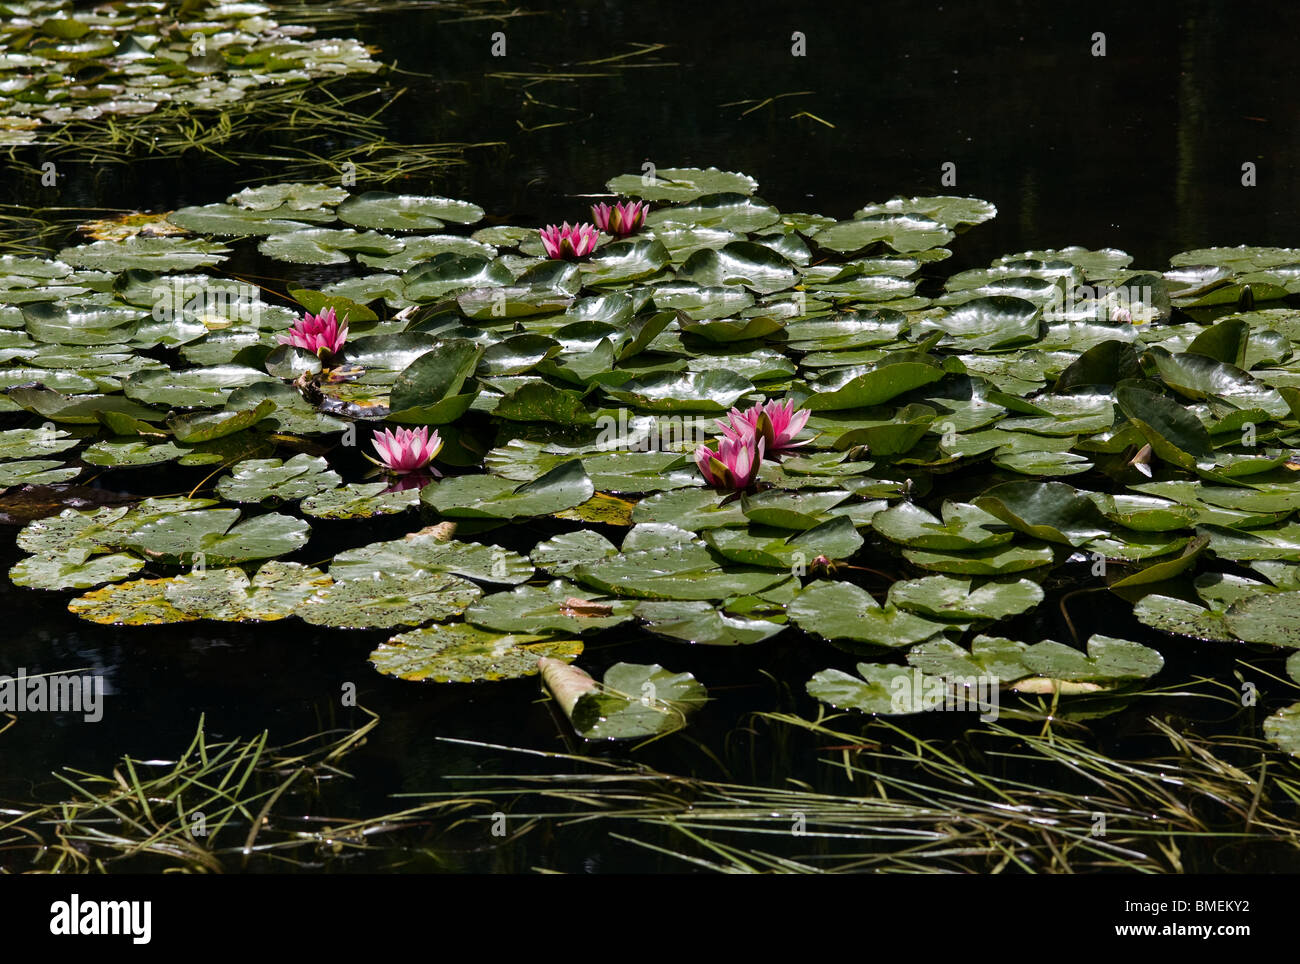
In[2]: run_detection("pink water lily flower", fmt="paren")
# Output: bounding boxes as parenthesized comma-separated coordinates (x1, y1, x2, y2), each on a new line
(370, 426, 443, 476)
(590, 200, 648, 237)
(695, 430, 764, 492)
(718, 398, 811, 453)
(279, 307, 348, 359)
(540, 222, 600, 260)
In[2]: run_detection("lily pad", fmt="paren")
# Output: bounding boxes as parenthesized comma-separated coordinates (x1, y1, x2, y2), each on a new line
(371, 624, 582, 682)
(789, 581, 949, 648)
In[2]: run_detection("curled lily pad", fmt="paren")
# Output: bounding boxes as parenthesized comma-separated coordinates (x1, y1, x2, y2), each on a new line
(1114, 383, 1212, 468)
(553, 661, 708, 740)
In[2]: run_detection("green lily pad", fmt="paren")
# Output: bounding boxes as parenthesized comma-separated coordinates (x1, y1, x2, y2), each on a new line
(704, 516, 863, 569)
(1222, 592, 1300, 647)
(906, 635, 1033, 683)
(1264, 703, 1300, 755)
(646, 193, 780, 234)
(465, 580, 636, 634)
(604, 370, 754, 413)
(329, 529, 533, 584)
(634, 599, 785, 646)
(1020, 635, 1164, 682)
(0, 459, 80, 485)
(871, 500, 1014, 550)
(299, 482, 422, 519)
(806, 663, 958, 715)
(10, 548, 144, 591)
(125, 508, 310, 566)
(918, 296, 1042, 351)
(974, 481, 1110, 546)
(215, 454, 341, 504)
(530, 530, 619, 576)
(902, 541, 1058, 575)
(789, 581, 949, 648)
(337, 192, 484, 230)
(422, 460, 594, 519)
(804, 356, 948, 411)
(81, 439, 186, 468)
(814, 214, 954, 254)
(888, 575, 1044, 621)
(167, 400, 276, 443)
(571, 523, 787, 601)
(607, 167, 758, 202)
(301, 572, 482, 629)
(566, 662, 708, 740)
(371, 623, 582, 682)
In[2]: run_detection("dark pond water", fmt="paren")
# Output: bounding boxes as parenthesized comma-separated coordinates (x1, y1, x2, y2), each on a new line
(3, 0, 1300, 873)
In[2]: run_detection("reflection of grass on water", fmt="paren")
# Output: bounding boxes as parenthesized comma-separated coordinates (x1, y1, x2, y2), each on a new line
(5, 83, 499, 187)
(0, 709, 483, 873)
(5, 693, 1300, 872)
(413, 704, 1300, 873)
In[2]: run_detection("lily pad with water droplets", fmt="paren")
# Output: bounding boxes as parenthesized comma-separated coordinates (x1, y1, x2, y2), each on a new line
(329, 529, 533, 584)
(215, 454, 341, 504)
(465, 579, 636, 634)
(300, 571, 482, 629)
(371, 623, 582, 682)
(10, 548, 144, 591)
